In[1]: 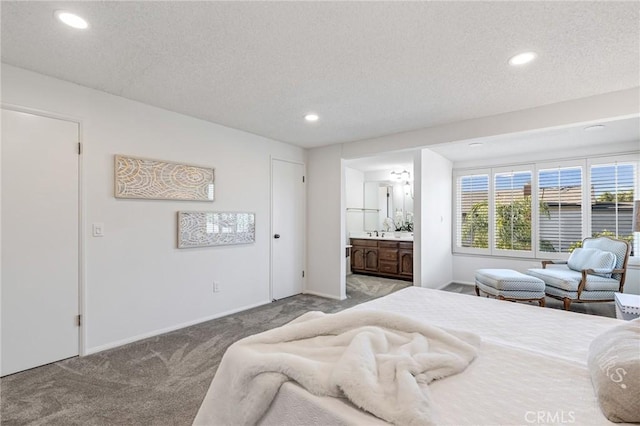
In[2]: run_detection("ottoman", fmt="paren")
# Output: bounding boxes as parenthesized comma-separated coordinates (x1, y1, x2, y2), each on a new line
(475, 269, 546, 306)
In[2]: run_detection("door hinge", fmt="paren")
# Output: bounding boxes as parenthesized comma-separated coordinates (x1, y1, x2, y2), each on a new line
(302, 176, 305, 183)
(302, 270, 305, 278)
(78, 142, 82, 155)
(77, 314, 82, 327)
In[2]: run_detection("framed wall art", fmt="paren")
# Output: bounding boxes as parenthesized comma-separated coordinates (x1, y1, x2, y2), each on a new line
(178, 211, 255, 248)
(115, 155, 214, 201)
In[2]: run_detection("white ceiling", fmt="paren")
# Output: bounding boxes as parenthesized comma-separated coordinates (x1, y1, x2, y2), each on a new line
(1, 2, 639, 148)
(430, 116, 640, 163)
(345, 116, 640, 172)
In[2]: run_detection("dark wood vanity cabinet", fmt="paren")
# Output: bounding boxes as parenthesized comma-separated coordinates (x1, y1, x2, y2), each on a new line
(399, 242, 413, 277)
(351, 246, 365, 270)
(350, 239, 413, 281)
(364, 248, 379, 271)
(351, 239, 377, 272)
(378, 241, 399, 275)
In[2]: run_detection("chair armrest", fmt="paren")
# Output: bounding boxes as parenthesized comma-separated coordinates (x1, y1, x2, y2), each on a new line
(582, 267, 622, 276)
(579, 268, 622, 294)
(584, 268, 615, 275)
(542, 260, 567, 269)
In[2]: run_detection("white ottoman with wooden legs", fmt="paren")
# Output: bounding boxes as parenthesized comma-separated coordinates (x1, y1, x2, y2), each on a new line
(475, 269, 546, 307)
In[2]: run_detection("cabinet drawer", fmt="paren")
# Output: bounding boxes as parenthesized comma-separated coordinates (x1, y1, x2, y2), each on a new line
(399, 242, 413, 250)
(378, 248, 398, 261)
(379, 261, 398, 274)
(379, 241, 399, 249)
(350, 239, 378, 247)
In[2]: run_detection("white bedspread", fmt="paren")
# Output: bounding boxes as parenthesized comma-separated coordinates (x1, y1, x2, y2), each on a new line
(193, 309, 480, 426)
(257, 288, 624, 426)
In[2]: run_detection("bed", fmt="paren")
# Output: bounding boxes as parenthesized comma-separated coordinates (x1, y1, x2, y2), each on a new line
(194, 287, 639, 425)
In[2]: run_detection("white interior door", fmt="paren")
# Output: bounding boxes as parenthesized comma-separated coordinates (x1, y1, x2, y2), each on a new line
(1, 109, 79, 376)
(271, 159, 304, 300)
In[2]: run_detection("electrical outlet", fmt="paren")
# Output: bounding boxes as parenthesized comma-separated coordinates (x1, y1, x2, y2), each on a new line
(213, 281, 220, 293)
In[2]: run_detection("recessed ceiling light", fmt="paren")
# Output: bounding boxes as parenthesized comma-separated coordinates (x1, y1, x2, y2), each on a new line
(584, 124, 606, 132)
(508, 51, 537, 66)
(304, 113, 319, 122)
(55, 11, 89, 29)
(469, 142, 484, 148)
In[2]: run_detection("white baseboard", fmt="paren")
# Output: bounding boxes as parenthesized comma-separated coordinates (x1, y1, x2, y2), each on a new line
(84, 299, 271, 355)
(421, 280, 475, 290)
(434, 281, 453, 290)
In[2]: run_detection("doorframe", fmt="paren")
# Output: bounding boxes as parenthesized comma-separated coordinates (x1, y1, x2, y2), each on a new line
(269, 157, 306, 301)
(1, 103, 86, 357)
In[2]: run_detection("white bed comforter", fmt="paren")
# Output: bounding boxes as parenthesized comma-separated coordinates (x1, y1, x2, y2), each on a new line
(193, 309, 480, 426)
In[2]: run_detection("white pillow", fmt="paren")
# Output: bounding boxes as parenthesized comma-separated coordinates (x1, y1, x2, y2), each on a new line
(567, 247, 616, 277)
(587, 318, 640, 423)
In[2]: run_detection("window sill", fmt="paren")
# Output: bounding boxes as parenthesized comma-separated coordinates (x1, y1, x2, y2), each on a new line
(453, 251, 640, 268)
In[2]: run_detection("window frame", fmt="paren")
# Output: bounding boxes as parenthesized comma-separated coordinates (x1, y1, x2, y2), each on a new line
(453, 168, 491, 255)
(491, 164, 534, 258)
(587, 154, 639, 262)
(452, 153, 639, 263)
(534, 159, 586, 260)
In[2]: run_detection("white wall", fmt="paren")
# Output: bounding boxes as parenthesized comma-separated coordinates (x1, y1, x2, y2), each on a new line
(306, 144, 345, 300)
(415, 149, 453, 288)
(1, 65, 305, 353)
(345, 167, 364, 238)
(454, 140, 639, 170)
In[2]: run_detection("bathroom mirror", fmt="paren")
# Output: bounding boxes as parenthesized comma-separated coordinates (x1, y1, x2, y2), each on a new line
(363, 181, 413, 231)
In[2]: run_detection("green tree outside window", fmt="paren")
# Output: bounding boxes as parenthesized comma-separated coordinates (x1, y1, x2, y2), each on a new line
(462, 196, 550, 250)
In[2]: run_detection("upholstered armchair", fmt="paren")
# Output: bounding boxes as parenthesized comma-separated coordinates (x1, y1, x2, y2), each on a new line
(527, 237, 631, 310)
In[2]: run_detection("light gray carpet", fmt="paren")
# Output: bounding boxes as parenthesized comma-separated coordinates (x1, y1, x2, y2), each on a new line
(0, 275, 409, 425)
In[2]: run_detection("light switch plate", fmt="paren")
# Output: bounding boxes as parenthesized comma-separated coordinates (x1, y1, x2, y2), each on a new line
(93, 223, 104, 237)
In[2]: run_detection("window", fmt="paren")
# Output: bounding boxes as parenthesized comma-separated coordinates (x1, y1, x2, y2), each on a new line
(589, 159, 637, 255)
(538, 165, 583, 254)
(455, 173, 489, 251)
(453, 153, 639, 260)
(493, 169, 532, 254)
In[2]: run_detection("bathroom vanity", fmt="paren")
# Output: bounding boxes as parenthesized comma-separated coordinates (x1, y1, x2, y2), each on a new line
(350, 236, 413, 281)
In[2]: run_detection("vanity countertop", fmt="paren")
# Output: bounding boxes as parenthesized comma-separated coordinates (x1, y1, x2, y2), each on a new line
(350, 233, 413, 242)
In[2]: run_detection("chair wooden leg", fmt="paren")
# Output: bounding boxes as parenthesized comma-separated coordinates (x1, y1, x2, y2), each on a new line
(562, 298, 571, 310)
(475, 285, 480, 296)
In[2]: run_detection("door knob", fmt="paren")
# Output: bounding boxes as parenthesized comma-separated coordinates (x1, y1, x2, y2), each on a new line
(274, 234, 281, 239)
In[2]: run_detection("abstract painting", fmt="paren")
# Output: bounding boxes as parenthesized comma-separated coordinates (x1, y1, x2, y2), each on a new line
(178, 211, 255, 248)
(115, 155, 214, 201)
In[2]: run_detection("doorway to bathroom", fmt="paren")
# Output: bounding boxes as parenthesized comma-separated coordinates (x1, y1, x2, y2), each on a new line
(344, 151, 416, 293)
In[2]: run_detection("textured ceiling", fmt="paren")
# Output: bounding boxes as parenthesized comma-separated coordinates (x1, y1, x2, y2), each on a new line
(344, 116, 640, 171)
(1, 1, 639, 148)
